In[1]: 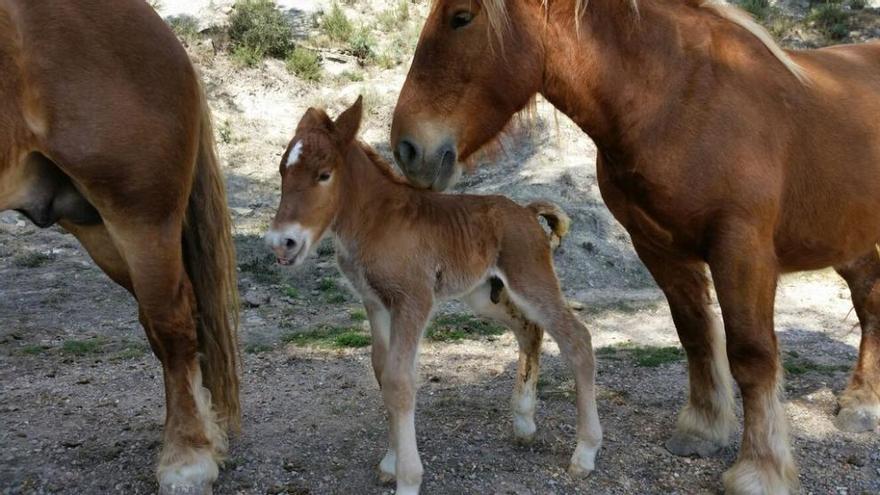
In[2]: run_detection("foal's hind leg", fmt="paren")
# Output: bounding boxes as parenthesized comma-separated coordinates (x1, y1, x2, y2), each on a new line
(463, 280, 544, 444)
(495, 263, 601, 478)
(834, 247, 880, 432)
(109, 221, 225, 495)
(631, 240, 736, 457)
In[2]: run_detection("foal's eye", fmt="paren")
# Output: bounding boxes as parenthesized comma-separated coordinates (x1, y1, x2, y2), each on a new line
(317, 171, 332, 182)
(450, 11, 473, 29)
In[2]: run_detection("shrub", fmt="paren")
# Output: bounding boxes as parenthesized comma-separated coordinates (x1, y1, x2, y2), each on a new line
(228, 0, 295, 60)
(809, 3, 850, 40)
(322, 3, 354, 42)
(166, 14, 200, 43)
(738, 0, 771, 20)
(286, 47, 323, 81)
(348, 26, 375, 61)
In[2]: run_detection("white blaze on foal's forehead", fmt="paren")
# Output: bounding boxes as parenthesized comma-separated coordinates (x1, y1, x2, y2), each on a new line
(285, 140, 303, 168)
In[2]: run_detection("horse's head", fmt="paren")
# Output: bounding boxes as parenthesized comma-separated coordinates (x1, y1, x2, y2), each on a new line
(391, 0, 544, 190)
(265, 96, 363, 266)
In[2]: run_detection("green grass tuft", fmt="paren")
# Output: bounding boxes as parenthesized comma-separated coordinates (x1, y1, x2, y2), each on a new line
(322, 3, 354, 42)
(425, 314, 506, 342)
(808, 3, 850, 40)
(61, 337, 107, 356)
(596, 343, 684, 367)
(349, 309, 367, 322)
(166, 14, 200, 43)
(737, 0, 771, 20)
(13, 252, 54, 268)
(245, 343, 274, 354)
(283, 325, 371, 348)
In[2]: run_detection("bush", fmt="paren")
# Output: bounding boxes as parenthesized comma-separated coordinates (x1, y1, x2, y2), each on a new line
(228, 0, 295, 60)
(286, 47, 322, 81)
(348, 26, 375, 61)
(322, 3, 354, 42)
(167, 14, 200, 43)
(809, 3, 850, 40)
(738, 0, 771, 20)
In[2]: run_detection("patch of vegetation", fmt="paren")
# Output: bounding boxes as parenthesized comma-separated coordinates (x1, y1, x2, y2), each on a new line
(166, 14, 200, 43)
(20, 344, 48, 355)
(316, 239, 335, 257)
(238, 254, 282, 285)
(347, 26, 375, 61)
(425, 314, 506, 342)
(218, 119, 233, 144)
(228, 0, 295, 62)
(281, 285, 300, 299)
(286, 47, 323, 82)
(318, 277, 347, 303)
(738, 0, 772, 20)
(13, 251, 53, 268)
(848, 0, 867, 9)
(245, 343, 274, 354)
(808, 2, 851, 40)
(110, 342, 149, 361)
(340, 70, 364, 82)
(378, 0, 411, 31)
(597, 343, 684, 367)
(321, 3, 354, 42)
(783, 353, 850, 376)
(283, 325, 371, 348)
(61, 337, 107, 356)
(349, 309, 367, 322)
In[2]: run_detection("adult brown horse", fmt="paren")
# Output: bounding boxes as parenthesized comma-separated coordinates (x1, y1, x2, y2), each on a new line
(1, 1, 239, 493)
(391, 0, 880, 493)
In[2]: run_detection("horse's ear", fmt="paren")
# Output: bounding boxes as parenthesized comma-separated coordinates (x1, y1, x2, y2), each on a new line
(334, 95, 363, 145)
(297, 107, 333, 133)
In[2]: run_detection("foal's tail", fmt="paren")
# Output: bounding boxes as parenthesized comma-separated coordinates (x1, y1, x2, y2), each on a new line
(182, 78, 241, 432)
(528, 201, 571, 250)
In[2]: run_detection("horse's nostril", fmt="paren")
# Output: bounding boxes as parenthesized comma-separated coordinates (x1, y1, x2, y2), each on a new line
(285, 238, 296, 249)
(396, 139, 421, 168)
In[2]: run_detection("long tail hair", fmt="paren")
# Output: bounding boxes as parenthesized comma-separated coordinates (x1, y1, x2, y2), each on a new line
(182, 78, 241, 432)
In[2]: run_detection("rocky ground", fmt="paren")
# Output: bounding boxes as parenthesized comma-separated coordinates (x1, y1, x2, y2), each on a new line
(1, 1, 879, 494)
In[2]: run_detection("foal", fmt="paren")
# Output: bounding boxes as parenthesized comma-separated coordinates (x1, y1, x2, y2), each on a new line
(266, 97, 601, 494)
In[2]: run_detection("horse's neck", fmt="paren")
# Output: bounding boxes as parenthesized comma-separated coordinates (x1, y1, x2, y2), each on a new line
(333, 144, 410, 240)
(541, 0, 704, 153)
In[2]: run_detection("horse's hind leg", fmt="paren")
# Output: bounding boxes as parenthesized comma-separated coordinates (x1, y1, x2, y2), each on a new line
(834, 247, 880, 432)
(631, 240, 736, 457)
(109, 220, 224, 495)
(463, 280, 544, 444)
(494, 260, 601, 478)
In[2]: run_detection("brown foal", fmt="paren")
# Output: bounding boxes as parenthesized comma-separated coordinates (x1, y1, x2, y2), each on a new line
(390, 0, 880, 493)
(266, 97, 601, 495)
(1, 1, 239, 493)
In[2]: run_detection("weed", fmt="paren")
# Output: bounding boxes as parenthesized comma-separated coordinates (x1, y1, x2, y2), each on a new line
(425, 314, 506, 342)
(13, 252, 53, 268)
(245, 343, 274, 353)
(218, 120, 233, 144)
(596, 343, 684, 367)
(322, 3, 354, 42)
(283, 325, 371, 348)
(167, 14, 200, 43)
(281, 285, 300, 299)
(61, 337, 107, 356)
(737, 0, 771, 20)
(286, 47, 323, 81)
(20, 344, 47, 355)
(809, 3, 850, 40)
(348, 26, 375, 61)
(349, 309, 367, 322)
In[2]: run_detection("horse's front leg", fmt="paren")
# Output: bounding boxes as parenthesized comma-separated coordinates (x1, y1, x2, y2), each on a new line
(381, 297, 431, 495)
(631, 239, 736, 457)
(363, 301, 398, 484)
(709, 226, 797, 494)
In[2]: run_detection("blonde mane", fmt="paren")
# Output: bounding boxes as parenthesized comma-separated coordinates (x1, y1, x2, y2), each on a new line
(480, 0, 808, 84)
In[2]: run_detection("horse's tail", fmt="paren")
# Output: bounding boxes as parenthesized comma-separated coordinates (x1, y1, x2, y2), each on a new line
(528, 200, 571, 251)
(182, 77, 241, 432)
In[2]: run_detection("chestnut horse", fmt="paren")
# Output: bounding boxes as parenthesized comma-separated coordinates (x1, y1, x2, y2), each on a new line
(266, 97, 599, 494)
(391, 0, 880, 493)
(1, 1, 239, 493)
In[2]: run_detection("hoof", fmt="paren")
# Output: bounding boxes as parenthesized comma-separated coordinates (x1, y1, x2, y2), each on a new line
(395, 482, 420, 495)
(567, 462, 594, 480)
(834, 405, 880, 433)
(665, 430, 726, 458)
(159, 481, 212, 495)
(567, 441, 598, 479)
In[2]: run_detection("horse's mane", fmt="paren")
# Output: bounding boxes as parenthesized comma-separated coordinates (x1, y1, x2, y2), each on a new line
(356, 141, 412, 186)
(479, 0, 808, 84)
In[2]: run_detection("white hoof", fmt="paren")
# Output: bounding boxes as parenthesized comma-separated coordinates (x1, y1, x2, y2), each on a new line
(834, 404, 880, 433)
(513, 414, 537, 445)
(395, 482, 420, 495)
(567, 441, 598, 479)
(158, 453, 217, 495)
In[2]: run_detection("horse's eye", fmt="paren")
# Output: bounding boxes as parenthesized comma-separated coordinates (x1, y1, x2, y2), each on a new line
(451, 11, 473, 30)
(317, 171, 332, 182)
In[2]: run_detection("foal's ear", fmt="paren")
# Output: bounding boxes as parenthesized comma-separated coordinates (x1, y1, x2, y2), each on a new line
(297, 107, 333, 133)
(334, 95, 363, 145)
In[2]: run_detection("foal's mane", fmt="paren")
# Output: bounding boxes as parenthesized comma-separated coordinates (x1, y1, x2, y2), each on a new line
(356, 141, 412, 186)
(479, 0, 808, 83)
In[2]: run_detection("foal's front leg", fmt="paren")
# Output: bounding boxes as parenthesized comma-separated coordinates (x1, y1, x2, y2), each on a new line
(381, 299, 431, 495)
(363, 301, 397, 483)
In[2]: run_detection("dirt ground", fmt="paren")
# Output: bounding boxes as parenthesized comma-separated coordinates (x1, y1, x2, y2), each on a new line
(2, 1, 879, 494)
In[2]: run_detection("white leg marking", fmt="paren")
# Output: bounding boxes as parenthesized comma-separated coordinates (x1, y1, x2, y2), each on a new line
(512, 387, 537, 441)
(394, 409, 423, 495)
